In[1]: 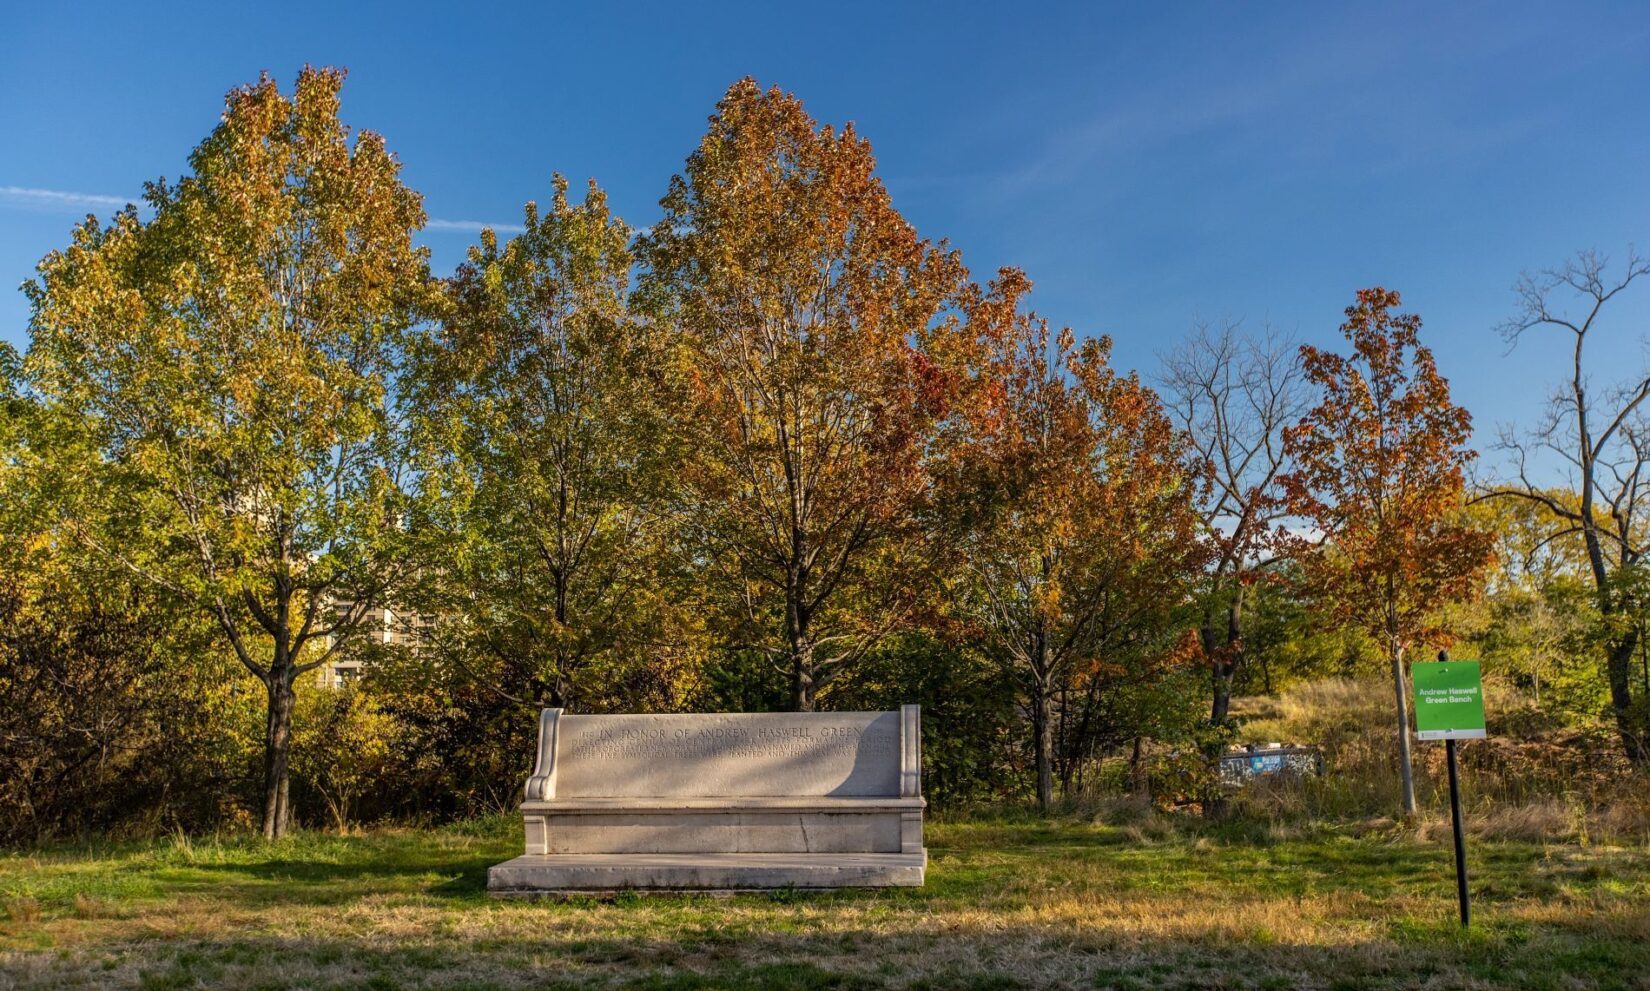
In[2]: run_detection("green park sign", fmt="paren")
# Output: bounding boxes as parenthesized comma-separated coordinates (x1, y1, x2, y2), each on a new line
(1412, 661, 1487, 741)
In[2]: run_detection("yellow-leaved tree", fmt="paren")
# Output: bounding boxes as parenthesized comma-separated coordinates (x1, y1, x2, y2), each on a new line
(25, 67, 435, 838)
(407, 175, 695, 719)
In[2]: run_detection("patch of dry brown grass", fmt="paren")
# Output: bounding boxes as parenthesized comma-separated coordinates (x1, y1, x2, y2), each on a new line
(2, 816, 1647, 990)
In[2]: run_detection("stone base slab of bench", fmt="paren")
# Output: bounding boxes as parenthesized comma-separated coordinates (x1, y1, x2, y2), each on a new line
(487, 851, 927, 892)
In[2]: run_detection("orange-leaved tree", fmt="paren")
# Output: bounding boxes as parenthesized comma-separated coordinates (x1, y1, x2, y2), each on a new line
(636, 79, 967, 711)
(1278, 288, 1493, 815)
(938, 270, 1207, 810)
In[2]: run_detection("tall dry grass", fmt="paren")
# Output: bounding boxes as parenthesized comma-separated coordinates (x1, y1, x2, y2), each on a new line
(1223, 677, 1650, 843)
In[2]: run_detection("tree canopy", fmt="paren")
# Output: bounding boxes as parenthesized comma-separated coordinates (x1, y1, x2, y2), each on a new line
(23, 66, 435, 837)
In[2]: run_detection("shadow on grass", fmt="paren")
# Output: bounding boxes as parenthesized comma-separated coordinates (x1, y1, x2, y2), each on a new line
(7, 922, 1650, 991)
(174, 859, 935, 910)
(173, 851, 500, 905)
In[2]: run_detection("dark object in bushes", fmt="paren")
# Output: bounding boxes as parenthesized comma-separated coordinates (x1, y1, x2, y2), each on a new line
(1218, 744, 1323, 787)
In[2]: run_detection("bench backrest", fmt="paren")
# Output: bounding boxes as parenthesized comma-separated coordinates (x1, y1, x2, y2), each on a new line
(525, 707, 921, 800)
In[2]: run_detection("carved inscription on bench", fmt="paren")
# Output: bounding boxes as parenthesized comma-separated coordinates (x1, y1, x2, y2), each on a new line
(555, 712, 901, 798)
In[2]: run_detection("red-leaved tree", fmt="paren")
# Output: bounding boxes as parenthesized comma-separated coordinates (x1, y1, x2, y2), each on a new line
(1279, 288, 1494, 815)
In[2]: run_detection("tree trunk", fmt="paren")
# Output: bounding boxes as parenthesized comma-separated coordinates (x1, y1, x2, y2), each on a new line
(1210, 669, 1233, 726)
(791, 653, 816, 713)
(789, 617, 816, 713)
(1390, 644, 1417, 816)
(262, 671, 297, 839)
(1578, 494, 1648, 765)
(1199, 611, 1221, 721)
(1056, 684, 1076, 796)
(278, 768, 292, 836)
(1206, 587, 1246, 727)
(1128, 735, 1146, 796)
(785, 558, 816, 712)
(1606, 630, 1647, 763)
(1031, 685, 1054, 812)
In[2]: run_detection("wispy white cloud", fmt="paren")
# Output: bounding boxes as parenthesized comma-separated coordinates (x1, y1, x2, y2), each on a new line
(424, 218, 526, 235)
(2, 185, 524, 234)
(988, 10, 1563, 202)
(1, 185, 136, 208)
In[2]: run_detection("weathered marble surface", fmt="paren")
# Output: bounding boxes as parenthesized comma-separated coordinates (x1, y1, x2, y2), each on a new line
(552, 711, 902, 798)
(488, 706, 926, 892)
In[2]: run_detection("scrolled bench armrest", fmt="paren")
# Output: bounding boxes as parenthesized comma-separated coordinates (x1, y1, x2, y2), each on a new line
(523, 708, 561, 801)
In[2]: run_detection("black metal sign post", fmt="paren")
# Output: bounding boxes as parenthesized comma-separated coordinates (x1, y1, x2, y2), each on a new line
(1445, 737, 1469, 927)
(1415, 649, 1484, 928)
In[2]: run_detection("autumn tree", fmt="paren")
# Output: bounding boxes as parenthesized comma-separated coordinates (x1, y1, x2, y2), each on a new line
(408, 176, 690, 718)
(24, 68, 433, 838)
(636, 79, 967, 711)
(1454, 492, 1595, 714)
(4, 348, 256, 840)
(940, 271, 1206, 810)
(289, 682, 400, 831)
(0, 343, 26, 546)
(0, 343, 20, 460)
(1161, 320, 1305, 727)
(1487, 250, 1650, 762)
(1279, 288, 1493, 815)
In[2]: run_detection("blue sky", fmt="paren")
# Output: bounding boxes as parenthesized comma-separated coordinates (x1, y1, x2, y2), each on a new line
(3, 1, 1648, 479)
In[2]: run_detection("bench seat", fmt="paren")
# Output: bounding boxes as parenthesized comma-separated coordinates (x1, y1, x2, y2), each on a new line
(521, 795, 925, 855)
(489, 707, 926, 891)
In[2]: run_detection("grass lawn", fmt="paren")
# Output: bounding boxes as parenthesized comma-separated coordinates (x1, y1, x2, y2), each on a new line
(2, 813, 1647, 990)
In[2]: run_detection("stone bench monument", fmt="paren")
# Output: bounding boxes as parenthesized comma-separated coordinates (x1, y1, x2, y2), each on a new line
(487, 706, 926, 892)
